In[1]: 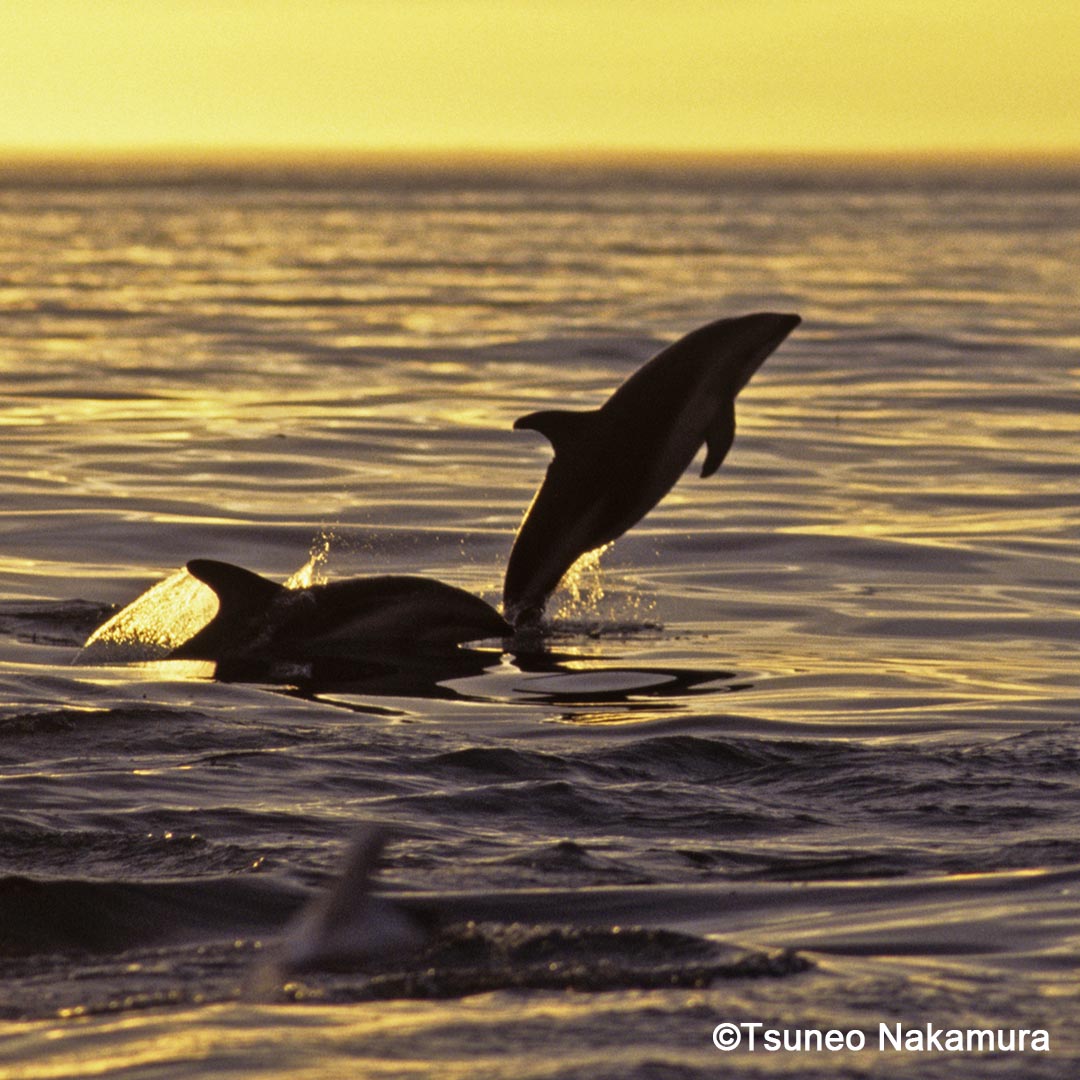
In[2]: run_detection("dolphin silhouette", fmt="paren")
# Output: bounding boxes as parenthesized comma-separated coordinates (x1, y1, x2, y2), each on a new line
(169, 559, 510, 662)
(503, 312, 800, 624)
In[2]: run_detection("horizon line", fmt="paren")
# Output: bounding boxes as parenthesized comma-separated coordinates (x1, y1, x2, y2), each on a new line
(4, 144, 1080, 167)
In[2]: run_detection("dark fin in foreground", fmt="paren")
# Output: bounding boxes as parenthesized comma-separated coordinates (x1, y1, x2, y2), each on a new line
(514, 408, 598, 457)
(274, 826, 426, 974)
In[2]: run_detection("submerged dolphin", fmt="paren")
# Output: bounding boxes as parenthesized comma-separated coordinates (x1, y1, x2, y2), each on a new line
(259, 825, 810, 986)
(503, 312, 800, 624)
(169, 559, 510, 661)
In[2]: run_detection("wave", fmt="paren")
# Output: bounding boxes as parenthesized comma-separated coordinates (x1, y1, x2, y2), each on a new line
(0, 873, 302, 957)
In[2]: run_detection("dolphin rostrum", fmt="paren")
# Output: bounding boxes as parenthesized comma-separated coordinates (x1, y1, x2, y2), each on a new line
(503, 312, 800, 625)
(168, 559, 510, 662)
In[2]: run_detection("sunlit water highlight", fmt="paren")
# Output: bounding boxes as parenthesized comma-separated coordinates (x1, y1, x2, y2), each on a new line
(0, 157, 1078, 1077)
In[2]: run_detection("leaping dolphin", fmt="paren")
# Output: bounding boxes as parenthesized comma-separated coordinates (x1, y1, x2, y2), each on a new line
(502, 312, 800, 625)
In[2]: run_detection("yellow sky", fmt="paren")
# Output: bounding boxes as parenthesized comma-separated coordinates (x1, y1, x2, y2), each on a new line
(1, 0, 1077, 156)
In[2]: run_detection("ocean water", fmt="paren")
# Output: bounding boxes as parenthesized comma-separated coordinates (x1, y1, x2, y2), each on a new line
(0, 155, 1078, 1078)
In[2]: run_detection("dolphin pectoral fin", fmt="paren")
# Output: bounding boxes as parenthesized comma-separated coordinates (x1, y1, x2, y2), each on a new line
(513, 408, 598, 456)
(185, 559, 284, 608)
(700, 399, 736, 478)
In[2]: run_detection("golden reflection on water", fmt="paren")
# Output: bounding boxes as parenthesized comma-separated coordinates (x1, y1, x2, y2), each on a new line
(9, 993, 719, 1079)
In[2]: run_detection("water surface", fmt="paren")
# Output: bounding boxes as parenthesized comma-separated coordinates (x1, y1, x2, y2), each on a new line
(1, 156, 1078, 1077)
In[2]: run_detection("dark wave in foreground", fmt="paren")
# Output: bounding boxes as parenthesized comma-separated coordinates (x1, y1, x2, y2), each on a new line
(6, 862, 1080, 1020)
(0, 870, 810, 1020)
(9, 863, 1080, 953)
(0, 873, 301, 956)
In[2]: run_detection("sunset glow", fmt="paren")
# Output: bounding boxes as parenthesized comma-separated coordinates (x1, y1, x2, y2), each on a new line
(2, 0, 1077, 156)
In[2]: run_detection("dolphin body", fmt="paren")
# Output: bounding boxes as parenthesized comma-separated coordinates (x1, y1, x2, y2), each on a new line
(169, 559, 510, 662)
(502, 312, 800, 624)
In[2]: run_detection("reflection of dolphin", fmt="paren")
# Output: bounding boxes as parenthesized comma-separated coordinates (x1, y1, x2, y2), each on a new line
(170, 559, 510, 662)
(503, 313, 800, 625)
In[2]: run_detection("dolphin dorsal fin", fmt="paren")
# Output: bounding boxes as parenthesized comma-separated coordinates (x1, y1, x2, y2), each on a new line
(317, 827, 387, 930)
(513, 408, 597, 456)
(700, 398, 736, 478)
(185, 559, 283, 610)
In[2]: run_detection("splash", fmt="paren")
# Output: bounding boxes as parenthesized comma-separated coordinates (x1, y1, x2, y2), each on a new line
(552, 544, 612, 621)
(75, 567, 218, 664)
(285, 531, 335, 589)
(546, 544, 660, 635)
